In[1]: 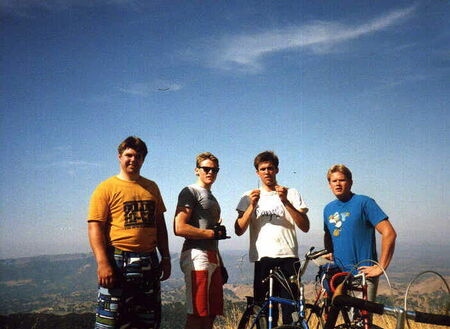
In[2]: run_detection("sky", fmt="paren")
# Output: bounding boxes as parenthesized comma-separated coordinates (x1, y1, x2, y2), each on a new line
(1, 0, 449, 259)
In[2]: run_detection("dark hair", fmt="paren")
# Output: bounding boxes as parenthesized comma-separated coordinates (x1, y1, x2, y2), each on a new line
(117, 136, 148, 159)
(254, 151, 279, 170)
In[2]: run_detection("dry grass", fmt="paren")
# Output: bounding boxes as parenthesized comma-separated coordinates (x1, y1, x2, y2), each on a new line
(373, 314, 449, 329)
(216, 309, 448, 329)
(215, 303, 244, 329)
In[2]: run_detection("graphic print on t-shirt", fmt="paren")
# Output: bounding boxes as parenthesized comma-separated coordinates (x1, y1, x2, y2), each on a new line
(123, 200, 156, 229)
(328, 211, 350, 236)
(255, 199, 285, 221)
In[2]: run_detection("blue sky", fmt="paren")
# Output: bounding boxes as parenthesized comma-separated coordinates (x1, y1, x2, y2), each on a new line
(1, 0, 449, 259)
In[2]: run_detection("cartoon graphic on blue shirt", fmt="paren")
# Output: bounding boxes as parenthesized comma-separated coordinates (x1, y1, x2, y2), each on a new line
(328, 211, 350, 236)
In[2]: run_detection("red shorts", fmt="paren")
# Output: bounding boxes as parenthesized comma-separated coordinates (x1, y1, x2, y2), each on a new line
(180, 249, 224, 317)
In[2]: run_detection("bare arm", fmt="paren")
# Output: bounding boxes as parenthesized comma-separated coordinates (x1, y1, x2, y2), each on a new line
(234, 207, 255, 236)
(284, 201, 310, 232)
(234, 190, 260, 236)
(155, 213, 171, 281)
(276, 186, 309, 232)
(174, 206, 215, 239)
(88, 221, 115, 288)
(359, 219, 397, 278)
(324, 228, 334, 260)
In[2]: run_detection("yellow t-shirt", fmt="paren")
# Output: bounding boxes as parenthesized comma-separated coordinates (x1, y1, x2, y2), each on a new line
(88, 176, 166, 252)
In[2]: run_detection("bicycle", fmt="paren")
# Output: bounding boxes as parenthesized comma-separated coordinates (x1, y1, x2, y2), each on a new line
(237, 247, 329, 329)
(325, 280, 450, 329)
(308, 265, 370, 329)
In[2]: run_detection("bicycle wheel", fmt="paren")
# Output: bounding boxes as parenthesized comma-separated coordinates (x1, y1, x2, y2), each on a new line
(237, 303, 267, 329)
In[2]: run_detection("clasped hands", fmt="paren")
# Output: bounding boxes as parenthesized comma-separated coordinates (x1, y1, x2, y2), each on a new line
(249, 185, 289, 205)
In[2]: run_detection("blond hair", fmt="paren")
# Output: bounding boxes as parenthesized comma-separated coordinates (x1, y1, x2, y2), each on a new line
(327, 164, 352, 182)
(196, 152, 219, 167)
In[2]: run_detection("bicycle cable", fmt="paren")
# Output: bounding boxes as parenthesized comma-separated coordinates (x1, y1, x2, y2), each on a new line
(346, 258, 394, 297)
(404, 270, 450, 329)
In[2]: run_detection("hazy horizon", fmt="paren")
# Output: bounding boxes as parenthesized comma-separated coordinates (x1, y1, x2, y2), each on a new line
(1, 239, 448, 261)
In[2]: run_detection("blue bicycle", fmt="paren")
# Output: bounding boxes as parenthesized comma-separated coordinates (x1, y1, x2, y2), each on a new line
(237, 247, 329, 329)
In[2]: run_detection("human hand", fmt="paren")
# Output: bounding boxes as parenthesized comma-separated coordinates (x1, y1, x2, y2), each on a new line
(97, 262, 116, 288)
(324, 253, 334, 261)
(358, 265, 384, 278)
(213, 224, 230, 240)
(249, 189, 260, 206)
(275, 185, 289, 204)
(159, 258, 171, 281)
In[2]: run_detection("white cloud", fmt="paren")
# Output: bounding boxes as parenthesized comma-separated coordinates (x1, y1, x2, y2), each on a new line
(0, 0, 141, 16)
(379, 72, 438, 90)
(118, 83, 154, 96)
(52, 145, 72, 153)
(49, 160, 101, 168)
(166, 83, 182, 91)
(212, 5, 417, 72)
(119, 81, 183, 96)
(38, 160, 101, 176)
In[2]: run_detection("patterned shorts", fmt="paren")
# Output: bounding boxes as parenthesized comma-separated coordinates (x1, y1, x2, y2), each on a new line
(180, 248, 224, 317)
(95, 248, 161, 329)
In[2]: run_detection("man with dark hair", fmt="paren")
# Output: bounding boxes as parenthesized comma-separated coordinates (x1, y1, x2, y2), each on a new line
(235, 151, 310, 326)
(324, 164, 396, 302)
(117, 136, 148, 158)
(88, 136, 171, 329)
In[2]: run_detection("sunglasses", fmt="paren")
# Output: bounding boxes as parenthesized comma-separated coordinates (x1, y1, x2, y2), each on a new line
(198, 166, 220, 174)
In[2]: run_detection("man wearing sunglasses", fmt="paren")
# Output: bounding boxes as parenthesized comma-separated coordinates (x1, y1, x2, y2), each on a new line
(235, 151, 310, 327)
(174, 152, 228, 329)
(87, 136, 171, 329)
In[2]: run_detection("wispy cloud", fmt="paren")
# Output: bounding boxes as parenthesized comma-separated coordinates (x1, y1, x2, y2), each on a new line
(379, 72, 440, 90)
(36, 159, 102, 176)
(0, 0, 142, 16)
(49, 160, 101, 168)
(119, 81, 183, 96)
(52, 145, 73, 153)
(212, 5, 417, 72)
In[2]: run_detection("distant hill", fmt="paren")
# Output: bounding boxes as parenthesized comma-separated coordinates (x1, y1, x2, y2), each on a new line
(0, 313, 93, 329)
(0, 243, 449, 315)
(0, 250, 253, 315)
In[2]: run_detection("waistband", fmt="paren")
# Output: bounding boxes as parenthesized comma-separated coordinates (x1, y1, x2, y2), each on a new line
(110, 246, 157, 258)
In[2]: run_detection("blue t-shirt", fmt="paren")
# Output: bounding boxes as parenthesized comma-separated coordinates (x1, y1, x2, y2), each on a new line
(323, 194, 387, 272)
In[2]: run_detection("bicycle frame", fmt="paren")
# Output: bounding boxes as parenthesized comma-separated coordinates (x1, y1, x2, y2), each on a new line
(333, 272, 370, 329)
(248, 271, 309, 329)
(310, 267, 370, 329)
(247, 248, 329, 329)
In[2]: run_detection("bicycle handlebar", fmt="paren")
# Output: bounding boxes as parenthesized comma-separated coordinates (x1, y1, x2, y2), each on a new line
(333, 295, 384, 314)
(297, 247, 329, 278)
(306, 248, 328, 260)
(261, 248, 330, 287)
(332, 294, 450, 326)
(414, 311, 450, 326)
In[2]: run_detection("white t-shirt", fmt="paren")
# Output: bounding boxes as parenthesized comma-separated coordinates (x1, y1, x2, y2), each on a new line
(236, 188, 308, 262)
